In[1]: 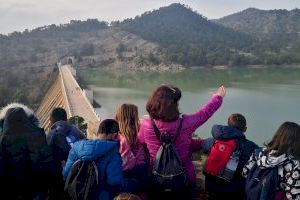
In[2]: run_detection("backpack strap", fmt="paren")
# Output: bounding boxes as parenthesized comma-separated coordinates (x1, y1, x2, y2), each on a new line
(151, 119, 162, 142)
(253, 147, 263, 158)
(151, 118, 183, 143)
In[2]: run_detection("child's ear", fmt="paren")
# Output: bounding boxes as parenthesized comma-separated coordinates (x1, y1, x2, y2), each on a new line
(244, 127, 247, 132)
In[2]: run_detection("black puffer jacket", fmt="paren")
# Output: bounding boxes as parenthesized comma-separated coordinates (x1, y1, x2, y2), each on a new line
(0, 106, 55, 199)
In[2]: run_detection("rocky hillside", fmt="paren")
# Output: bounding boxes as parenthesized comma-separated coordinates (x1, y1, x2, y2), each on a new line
(213, 7, 300, 66)
(0, 19, 174, 71)
(71, 28, 182, 71)
(214, 8, 300, 34)
(0, 19, 179, 107)
(0, 66, 58, 109)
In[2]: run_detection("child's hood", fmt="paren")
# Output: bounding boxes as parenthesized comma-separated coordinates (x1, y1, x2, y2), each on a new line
(0, 103, 40, 131)
(211, 125, 245, 140)
(73, 139, 119, 161)
(50, 120, 84, 137)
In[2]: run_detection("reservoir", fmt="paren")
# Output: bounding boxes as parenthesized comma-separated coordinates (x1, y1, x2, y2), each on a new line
(79, 67, 300, 146)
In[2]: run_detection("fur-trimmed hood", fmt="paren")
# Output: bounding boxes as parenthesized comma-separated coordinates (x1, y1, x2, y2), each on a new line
(0, 103, 40, 132)
(0, 103, 35, 120)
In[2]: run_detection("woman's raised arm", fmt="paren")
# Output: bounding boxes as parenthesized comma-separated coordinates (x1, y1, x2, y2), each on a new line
(183, 86, 225, 132)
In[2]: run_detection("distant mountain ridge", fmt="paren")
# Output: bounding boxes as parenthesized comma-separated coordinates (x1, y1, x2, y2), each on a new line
(120, 3, 252, 46)
(1, 3, 300, 70)
(214, 7, 300, 34)
(119, 3, 254, 66)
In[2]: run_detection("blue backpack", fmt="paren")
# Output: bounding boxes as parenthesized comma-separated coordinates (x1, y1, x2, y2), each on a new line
(245, 149, 283, 200)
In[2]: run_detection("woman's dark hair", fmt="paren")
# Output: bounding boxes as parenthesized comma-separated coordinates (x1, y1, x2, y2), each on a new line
(265, 121, 300, 160)
(146, 84, 181, 121)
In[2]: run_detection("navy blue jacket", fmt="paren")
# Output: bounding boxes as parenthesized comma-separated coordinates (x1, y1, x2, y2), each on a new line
(203, 125, 259, 193)
(47, 121, 85, 170)
(63, 139, 123, 200)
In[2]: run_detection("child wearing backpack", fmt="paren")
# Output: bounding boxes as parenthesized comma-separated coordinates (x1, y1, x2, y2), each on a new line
(115, 104, 148, 194)
(63, 119, 123, 200)
(138, 85, 225, 200)
(243, 122, 300, 200)
(47, 108, 86, 172)
(201, 113, 259, 200)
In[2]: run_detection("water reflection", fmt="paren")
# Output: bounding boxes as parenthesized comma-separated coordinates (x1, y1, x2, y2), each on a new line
(79, 67, 300, 146)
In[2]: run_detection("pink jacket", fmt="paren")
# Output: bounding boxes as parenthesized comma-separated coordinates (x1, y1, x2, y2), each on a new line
(118, 134, 146, 171)
(138, 95, 223, 184)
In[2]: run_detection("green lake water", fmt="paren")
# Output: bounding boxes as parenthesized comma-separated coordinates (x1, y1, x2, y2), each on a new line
(79, 67, 300, 146)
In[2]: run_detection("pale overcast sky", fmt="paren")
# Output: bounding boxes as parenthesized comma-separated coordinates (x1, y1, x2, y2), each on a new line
(0, 0, 299, 34)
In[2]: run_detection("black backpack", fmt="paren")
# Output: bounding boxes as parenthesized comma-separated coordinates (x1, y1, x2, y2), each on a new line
(151, 118, 187, 191)
(245, 149, 283, 200)
(64, 160, 100, 200)
(64, 148, 117, 200)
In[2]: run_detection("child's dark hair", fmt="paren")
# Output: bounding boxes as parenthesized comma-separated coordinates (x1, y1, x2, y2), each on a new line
(98, 119, 119, 135)
(227, 113, 246, 132)
(51, 107, 67, 123)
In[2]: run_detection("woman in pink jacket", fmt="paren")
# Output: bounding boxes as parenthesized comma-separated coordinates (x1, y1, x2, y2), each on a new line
(116, 104, 148, 195)
(138, 84, 226, 199)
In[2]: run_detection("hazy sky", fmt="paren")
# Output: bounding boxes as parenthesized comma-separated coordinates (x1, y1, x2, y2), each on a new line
(0, 0, 299, 34)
